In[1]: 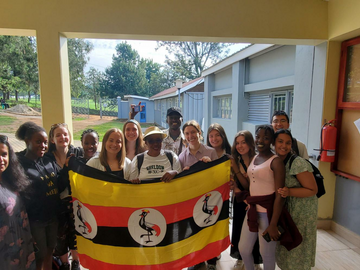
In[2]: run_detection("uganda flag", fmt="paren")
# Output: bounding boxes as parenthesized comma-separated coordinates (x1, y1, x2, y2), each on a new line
(68, 155, 231, 270)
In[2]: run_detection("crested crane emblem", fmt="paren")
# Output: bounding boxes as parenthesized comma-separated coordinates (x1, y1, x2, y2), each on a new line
(128, 208, 166, 246)
(73, 200, 97, 239)
(193, 191, 223, 227)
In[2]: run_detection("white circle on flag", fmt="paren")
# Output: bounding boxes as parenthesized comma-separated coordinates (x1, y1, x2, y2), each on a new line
(128, 208, 167, 246)
(73, 200, 97, 239)
(193, 191, 223, 227)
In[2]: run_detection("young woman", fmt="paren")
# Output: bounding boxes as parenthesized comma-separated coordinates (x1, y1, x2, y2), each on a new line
(87, 128, 131, 180)
(179, 120, 218, 170)
(0, 135, 36, 270)
(129, 126, 181, 183)
(123, 119, 146, 161)
(274, 129, 318, 270)
(15, 122, 61, 270)
(230, 130, 262, 270)
(179, 120, 218, 270)
(206, 123, 231, 158)
(233, 125, 285, 270)
(46, 123, 82, 270)
(80, 129, 99, 163)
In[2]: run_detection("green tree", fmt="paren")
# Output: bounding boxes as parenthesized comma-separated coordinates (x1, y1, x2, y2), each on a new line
(0, 36, 39, 101)
(102, 42, 147, 98)
(157, 41, 230, 80)
(85, 67, 104, 108)
(68, 38, 94, 97)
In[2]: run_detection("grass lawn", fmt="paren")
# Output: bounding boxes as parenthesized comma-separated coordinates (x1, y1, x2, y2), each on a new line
(73, 119, 152, 141)
(0, 115, 17, 133)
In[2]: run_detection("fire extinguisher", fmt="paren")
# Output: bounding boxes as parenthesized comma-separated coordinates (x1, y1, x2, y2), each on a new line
(318, 119, 337, 162)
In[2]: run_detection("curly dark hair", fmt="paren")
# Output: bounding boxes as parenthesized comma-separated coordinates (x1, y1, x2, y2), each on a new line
(15, 121, 46, 142)
(255, 124, 275, 143)
(81, 129, 99, 143)
(0, 135, 29, 193)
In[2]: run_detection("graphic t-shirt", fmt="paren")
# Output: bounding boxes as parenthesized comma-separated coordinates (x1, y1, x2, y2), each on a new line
(129, 150, 182, 181)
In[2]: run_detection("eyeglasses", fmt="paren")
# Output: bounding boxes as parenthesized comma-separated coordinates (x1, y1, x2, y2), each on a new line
(0, 135, 8, 143)
(272, 119, 287, 124)
(147, 138, 163, 144)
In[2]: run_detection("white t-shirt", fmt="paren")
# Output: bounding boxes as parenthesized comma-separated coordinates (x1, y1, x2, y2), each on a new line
(129, 150, 182, 181)
(86, 156, 131, 180)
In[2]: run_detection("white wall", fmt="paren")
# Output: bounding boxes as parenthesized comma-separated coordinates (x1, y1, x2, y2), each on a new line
(248, 46, 296, 84)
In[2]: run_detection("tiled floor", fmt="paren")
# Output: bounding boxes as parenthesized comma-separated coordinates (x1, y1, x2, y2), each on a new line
(204, 229, 360, 270)
(4, 133, 360, 270)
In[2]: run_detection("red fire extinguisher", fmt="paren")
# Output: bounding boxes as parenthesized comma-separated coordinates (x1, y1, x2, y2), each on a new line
(319, 119, 337, 162)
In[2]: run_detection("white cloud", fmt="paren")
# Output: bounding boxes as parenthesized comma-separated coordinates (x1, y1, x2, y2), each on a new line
(84, 39, 249, 73)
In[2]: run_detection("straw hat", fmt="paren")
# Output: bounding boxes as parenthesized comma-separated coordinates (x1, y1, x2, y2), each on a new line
(143, 126, 167, 140)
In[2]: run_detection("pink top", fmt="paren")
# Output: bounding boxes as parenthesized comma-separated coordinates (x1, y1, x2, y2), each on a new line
(247, 155, 277, 213)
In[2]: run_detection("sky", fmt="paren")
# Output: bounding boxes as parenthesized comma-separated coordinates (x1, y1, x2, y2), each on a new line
(84, 39, 250, 73)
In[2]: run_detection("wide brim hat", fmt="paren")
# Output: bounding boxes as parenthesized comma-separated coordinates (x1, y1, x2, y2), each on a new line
(143, 126, 167, 140)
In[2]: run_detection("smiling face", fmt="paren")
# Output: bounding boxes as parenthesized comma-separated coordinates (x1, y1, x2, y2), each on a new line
(255, 128, 273, 153)
(166, 113, 182, 131)
(124, 122, 139, 143)
(275, 133, 292, 158)
(52, 126, 70, 149)
(145, 134, 163, 156)
(184, 125, 200, 147)
(82, 132, 99, 160)
(271, 115, 290, 132)
(105, 131, 122, 155)
(0, 143, 9, 175)
(26, 131, 48, 159)
(208, 129, 223, 150)
(235, 135, 250, 156)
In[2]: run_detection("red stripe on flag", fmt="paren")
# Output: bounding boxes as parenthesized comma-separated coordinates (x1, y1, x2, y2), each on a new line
(72, 183, 229, 227)
(78, 236, 230, 270)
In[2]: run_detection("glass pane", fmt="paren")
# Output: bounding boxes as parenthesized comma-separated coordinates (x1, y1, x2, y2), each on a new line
(344, 44, 360, 102)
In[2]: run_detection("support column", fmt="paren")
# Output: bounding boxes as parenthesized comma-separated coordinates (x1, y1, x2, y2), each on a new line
(36, 30, 73, 134)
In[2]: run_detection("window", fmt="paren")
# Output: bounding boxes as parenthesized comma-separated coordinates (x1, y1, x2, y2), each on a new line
(271, 90, 294, 122)
(214, 95, 232, 119)
(248, 90, 293, 123)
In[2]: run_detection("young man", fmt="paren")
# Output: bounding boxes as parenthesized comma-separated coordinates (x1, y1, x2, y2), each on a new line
(161, 107, 186, 156)
(271, 111, 309, 159)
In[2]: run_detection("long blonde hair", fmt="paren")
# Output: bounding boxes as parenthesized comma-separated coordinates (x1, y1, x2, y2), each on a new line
(99, 128, 126, 170)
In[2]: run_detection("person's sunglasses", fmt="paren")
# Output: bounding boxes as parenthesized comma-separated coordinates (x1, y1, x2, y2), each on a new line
(147, 138, 163, 144)
(50, 123, 67, 129)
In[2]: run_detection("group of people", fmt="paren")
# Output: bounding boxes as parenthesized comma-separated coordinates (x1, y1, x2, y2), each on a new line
(0, 108, 318, 270)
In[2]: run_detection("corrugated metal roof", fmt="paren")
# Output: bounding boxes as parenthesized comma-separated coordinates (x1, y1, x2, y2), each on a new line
(150, 77, 204, 100)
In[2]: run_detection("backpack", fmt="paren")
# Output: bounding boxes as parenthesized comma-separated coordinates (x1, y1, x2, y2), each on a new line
(288, 155, 326, 198)
(137, 150, 174, 172)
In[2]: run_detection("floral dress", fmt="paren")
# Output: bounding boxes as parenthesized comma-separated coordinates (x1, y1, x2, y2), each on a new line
(276, 156, 318, 270)
(0, 184, 35, 270)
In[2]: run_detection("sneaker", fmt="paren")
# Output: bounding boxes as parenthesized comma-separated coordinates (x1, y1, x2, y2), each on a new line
(188, 262, 206, 270)
(59, 263, 70, 270)
(254, 264, 263, 270)
(233, 260, 244, 270)
(71, 260, 80, 270)
(207, 264, 217, 270)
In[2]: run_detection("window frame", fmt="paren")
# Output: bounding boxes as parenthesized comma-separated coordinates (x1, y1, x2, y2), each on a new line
(332, 36, 360, 182)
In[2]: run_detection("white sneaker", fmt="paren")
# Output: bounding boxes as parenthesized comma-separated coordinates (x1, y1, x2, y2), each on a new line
(233, 260, 244, 270)
(254, 264, 263, 270)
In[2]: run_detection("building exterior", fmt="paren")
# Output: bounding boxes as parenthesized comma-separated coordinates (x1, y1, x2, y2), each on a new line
(1, 0, 360, 248)
(150, 78, 204, 129)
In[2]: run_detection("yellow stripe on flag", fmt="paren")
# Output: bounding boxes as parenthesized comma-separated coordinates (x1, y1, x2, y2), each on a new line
(70, 160, 230, 208)
(77, 218, 229, 265)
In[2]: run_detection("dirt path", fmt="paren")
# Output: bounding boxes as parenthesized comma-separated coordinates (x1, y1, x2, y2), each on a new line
(0, 112, 116, 133)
